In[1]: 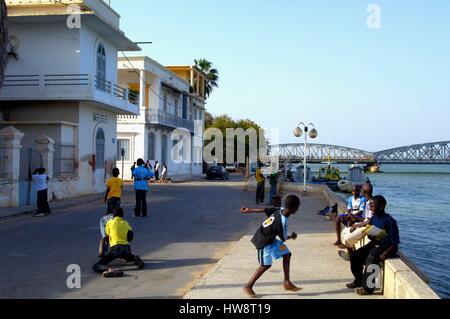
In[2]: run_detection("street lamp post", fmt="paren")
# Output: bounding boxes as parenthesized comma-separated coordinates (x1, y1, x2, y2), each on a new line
(293, 123, 318, 192)
(121, 148, 125, 181)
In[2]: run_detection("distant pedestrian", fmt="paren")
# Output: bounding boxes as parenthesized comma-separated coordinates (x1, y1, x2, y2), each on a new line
(255, 162, 266, 205)
(159, 163, 168, 184)
(154, 161, 160, 181)
(145, 160, 151, 170)
(32, 167, 51, 217)
(269, 170, 279, 205)
(130, 162, 136, 180)
(104, 168, 123, 215)
(133, 158, 154, 217)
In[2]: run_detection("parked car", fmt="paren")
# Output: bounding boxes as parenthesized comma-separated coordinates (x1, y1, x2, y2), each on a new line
(206, 166, 229, 180)
(225, 163, 237, 173)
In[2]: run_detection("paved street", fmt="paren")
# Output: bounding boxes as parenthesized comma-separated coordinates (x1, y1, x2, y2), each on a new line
(0, 175, 263, 299)
(185, 191, 383, 299)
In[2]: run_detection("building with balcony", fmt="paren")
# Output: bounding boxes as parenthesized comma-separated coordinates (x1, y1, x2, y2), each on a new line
(0, 0, 140, 206)
(165, 65, 207, 175)
(116, 56, 207, 179)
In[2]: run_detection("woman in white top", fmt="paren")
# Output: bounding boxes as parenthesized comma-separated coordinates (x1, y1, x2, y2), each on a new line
(32, 167, 51, 217)
(159, 163, 168, 184)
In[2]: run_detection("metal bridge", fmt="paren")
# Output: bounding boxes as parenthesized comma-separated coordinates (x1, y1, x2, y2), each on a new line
(374, 141, 450, 164)
(269, 141, 450, 165)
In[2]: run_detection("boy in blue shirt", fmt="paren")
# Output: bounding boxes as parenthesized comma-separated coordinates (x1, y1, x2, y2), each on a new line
(334, 185, 367, 248)
(240, 195, 302, 298)
(133, 158, 154, 218)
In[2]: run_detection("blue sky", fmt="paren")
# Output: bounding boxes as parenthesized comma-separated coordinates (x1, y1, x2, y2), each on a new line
(112, 0, 450, 151)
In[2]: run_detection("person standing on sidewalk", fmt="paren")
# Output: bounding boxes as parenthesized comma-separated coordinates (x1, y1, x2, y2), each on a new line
(130, 162, 136, 180)
(269, 170, 279, 205)
(159, 163, 168, 184)
(32, 167, 51, 218)
(133, 158, 154, 218)
(104, 168, 123, 215)
(154, 161, 160, 181)
(255, 162, 266, 205)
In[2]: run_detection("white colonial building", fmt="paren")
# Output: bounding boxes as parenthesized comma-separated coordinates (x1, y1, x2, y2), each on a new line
(0, 0, 140, 207)
(116, 57, 207, 180)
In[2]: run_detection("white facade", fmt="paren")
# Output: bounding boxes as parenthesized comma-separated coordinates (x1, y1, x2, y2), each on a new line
(0, 0, 140, 206)
(116, 57, 206, 180)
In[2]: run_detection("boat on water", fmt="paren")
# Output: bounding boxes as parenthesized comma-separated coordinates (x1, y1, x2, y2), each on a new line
(338, 164, 371, 193)
(311, 162, 341, 191)
(284, 163, 311, 183)
(364, 163, 383, 174)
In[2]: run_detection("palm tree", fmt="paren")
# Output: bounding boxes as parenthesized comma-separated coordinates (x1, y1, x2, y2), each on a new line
(0, 0, 7, 88)
(194, 58, 219, 98)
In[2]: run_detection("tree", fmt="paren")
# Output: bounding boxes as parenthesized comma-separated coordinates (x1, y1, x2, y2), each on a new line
(204, 113, 267, 164)
(194, 58, 219, 98)
(204, 111, 215, 129)
(0, 0, 7, 88)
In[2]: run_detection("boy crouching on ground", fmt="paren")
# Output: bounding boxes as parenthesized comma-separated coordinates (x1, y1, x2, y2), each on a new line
(240, 195, 302, 298)
(93, 208, 145, 278)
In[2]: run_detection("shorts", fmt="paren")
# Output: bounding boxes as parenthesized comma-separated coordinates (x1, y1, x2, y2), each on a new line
(257, 240, 291, 266)
(339, 213, 364, 227)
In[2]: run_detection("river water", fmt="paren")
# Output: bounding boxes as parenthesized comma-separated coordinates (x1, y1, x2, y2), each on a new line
(308, 164, 450, 298)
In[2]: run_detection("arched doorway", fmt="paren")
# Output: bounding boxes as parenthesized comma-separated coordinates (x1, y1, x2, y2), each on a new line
(148, 132, 155, 160)
(95, 128, 105, 169)
(96, 43, 106, 91)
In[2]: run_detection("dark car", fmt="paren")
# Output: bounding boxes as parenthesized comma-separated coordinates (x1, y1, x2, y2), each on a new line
(206, 166, 229, 180)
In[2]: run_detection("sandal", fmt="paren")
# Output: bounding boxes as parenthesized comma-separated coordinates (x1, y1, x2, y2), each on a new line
(102, 269, 124, 278)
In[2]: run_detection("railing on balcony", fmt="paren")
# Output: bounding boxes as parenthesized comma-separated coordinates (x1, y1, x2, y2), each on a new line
(2, 74, 40, 87)
(1, 74, 139, 111)
(117, 115, 139, 121)
(148, 109, 194, 132)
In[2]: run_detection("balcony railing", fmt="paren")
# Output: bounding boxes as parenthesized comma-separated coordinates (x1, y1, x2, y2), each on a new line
(148, 109, 194, 132)
(0, 74, 139, 115)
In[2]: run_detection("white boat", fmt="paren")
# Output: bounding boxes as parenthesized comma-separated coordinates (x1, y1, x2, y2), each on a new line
(338, 164, 371, 193)
(284, 164, 310, 183)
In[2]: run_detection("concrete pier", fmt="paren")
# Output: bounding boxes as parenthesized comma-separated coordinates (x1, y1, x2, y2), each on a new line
(185, 183, 440, 299)
(185, 191, 384, 299)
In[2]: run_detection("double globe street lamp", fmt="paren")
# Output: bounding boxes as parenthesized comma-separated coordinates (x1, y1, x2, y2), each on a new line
(293, 123, 318, 192)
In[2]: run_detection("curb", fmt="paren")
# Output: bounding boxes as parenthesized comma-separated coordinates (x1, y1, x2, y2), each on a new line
(0, 208, 37, 222)
(0, 196, 102, 222)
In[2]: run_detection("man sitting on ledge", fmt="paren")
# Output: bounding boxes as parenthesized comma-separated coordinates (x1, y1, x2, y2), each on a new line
(347, 195, 400, 295)
(93, 208, 145, 278)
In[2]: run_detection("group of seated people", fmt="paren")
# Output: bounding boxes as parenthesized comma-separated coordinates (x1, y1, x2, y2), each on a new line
(332, 183, 401, 295)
